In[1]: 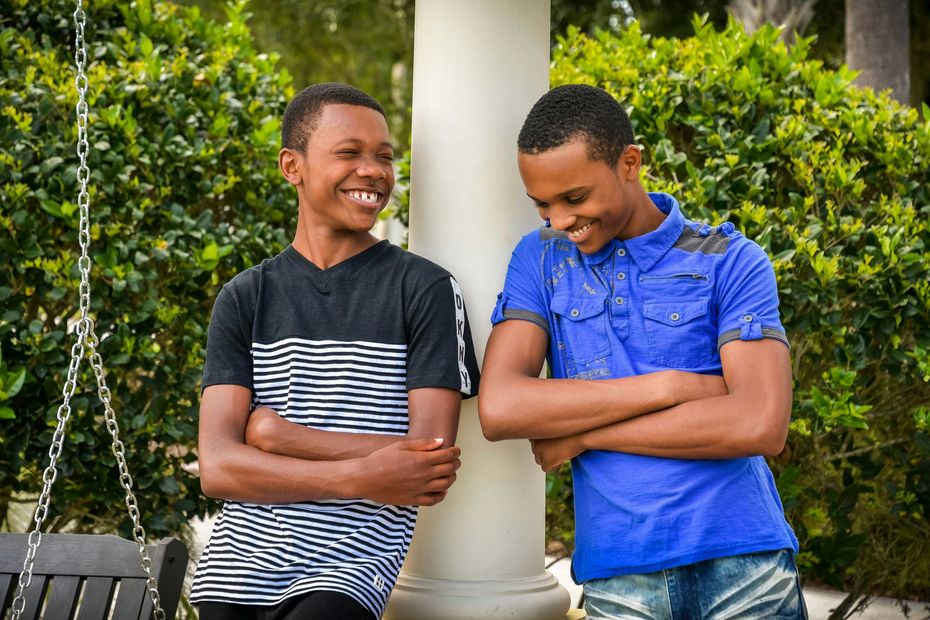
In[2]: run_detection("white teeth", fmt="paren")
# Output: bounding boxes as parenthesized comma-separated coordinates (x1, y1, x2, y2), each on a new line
(348, 190, 380, 204)
(569, 222, 592, 238)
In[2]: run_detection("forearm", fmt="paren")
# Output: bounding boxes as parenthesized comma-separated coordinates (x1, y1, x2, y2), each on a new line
(246, 393, 459, 460)
(577, 391, 789, 459)
(247, 412, 400, 460)
(199, 441, 362, 503)
(481, 369, 720, 440)
(200, 385, 459, 506)
(576, 341, 793, 459)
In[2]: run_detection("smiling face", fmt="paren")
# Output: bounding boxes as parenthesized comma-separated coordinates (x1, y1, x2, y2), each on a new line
(518, 139, 644, 254)
(279, 103, 394, 235)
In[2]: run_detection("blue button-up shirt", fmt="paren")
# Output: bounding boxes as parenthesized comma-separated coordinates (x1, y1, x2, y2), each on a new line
(492, 193, 797, 581)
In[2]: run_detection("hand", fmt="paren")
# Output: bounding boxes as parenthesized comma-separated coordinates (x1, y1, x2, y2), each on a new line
(355, 438, 461, 506)
(531, 436, 583, 472)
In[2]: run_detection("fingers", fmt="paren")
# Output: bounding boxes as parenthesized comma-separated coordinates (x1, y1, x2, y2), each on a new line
(391, 474, 457, 506)
(415, 491, 447, 506)
(398, 437, 446, 451)
(529, 439, 544, 466)
(420, 474, 457, 494)
(425, 460, 460, 479)
(395, 440, 462, 464)
(406, 469, 459, 505)
(416, 446, 461, 466)
(530, 440, 559, 472)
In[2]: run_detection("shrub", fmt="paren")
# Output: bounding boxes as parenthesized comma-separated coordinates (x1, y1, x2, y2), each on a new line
(0, 0, 293, 537)
(546, 16, 930, 604)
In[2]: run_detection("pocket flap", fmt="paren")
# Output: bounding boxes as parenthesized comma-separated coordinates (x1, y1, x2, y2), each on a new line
(550, 293, 606, 321)
(643, 299, 709, 327)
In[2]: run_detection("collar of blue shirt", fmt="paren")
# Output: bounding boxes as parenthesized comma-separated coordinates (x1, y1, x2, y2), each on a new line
(580, 192, 685, 271)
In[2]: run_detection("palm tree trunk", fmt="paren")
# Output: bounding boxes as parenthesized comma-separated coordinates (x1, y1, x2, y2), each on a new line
(845, 0, 911, 104)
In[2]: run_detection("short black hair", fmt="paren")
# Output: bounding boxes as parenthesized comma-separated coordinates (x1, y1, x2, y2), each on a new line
(518, 84, 634, 167)
(281, 83, 386, 152)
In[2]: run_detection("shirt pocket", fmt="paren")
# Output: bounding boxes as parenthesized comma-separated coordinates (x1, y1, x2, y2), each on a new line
(550, 293, 610, 365)
(642, 298, 714, 368)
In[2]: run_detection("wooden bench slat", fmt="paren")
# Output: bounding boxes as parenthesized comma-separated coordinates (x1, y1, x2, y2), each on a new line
(111, 578, 147, 620)
(0, 573, 14, 611)
(44, 575, 82, 620)
(76, 576, 114, 620)
(20, 574, 48, 620)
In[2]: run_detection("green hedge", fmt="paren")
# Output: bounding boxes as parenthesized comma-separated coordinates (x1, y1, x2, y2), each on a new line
(0, 0, 293, 537)
(546, 16, 930, 602)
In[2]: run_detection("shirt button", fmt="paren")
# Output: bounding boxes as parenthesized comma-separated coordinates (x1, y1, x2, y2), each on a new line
(614, 297, 624, 305)
(670, 312, 681, 321)
(570, 308, 580, 317)
(743, 314, 753, 322)
(617, 272, 625, 280)
(617, 248, 626, 257)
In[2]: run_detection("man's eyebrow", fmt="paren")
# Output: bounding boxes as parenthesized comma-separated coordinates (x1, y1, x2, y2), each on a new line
(526, 186, 589, 202)
(333, 138, 395, 150)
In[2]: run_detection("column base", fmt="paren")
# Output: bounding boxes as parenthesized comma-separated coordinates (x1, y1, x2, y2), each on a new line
(384, 570, 571, 620)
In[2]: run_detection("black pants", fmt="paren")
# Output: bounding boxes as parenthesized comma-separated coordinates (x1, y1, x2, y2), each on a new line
(198, 590, 375, 620)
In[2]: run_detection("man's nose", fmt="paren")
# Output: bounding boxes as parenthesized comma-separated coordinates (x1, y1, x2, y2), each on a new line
(548, 209, 575, 231)
(356, 156, 388, 180)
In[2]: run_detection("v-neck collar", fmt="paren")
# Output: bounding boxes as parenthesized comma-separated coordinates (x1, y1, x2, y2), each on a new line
(283, 239, 391, 274)
(283, 240, 391, 294)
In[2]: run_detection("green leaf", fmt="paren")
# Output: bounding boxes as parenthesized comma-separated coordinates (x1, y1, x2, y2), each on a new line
(0, 406, 14, 420)
(5, 367, 26, 399)
(39, 199, 63, 218)
(159, 476, 179, 495)
(202, 242, 219, 262)
(139, 34, 154, 58)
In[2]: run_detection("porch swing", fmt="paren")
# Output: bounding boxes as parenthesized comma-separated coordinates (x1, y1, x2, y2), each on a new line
(1, 3, 189, 619)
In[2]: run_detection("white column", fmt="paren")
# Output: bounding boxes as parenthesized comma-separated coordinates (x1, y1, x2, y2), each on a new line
(384, 1, 570, 619)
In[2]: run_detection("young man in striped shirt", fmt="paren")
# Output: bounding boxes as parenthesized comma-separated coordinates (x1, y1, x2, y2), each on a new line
(191, 83, 480, 620)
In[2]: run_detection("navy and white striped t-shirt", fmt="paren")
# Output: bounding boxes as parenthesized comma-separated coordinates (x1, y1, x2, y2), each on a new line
(190, 240, 480, 617)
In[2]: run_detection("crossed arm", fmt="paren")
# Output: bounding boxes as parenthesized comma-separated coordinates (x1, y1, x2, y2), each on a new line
(478, 320, 792, 471)
(198, 384, 462, 505)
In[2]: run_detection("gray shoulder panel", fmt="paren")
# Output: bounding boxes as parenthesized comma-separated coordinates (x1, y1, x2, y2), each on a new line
(674, 229, 731, 255)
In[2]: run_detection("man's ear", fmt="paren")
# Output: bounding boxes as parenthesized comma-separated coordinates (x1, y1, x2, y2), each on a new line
(616, 144, 642, 181)
(279, 148, 303, 187)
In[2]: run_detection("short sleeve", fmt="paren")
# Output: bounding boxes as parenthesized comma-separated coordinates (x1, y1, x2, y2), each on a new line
(715, 238, 790, 350)
(201, 284, 253, 392)
(491, 233, 549, 333)
(406, 276, 481, 398)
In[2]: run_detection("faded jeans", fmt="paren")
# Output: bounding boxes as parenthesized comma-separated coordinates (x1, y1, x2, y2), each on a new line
(583, 549, 807, 619)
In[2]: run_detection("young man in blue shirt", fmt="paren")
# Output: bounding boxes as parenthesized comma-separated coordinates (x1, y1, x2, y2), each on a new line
(479, 84, 806, 618)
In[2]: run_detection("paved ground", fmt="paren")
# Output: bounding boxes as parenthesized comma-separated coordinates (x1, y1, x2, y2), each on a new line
(546, 555, 930, 620)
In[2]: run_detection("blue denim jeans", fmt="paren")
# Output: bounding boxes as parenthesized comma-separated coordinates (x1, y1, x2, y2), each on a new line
(583, 549, 807, 619)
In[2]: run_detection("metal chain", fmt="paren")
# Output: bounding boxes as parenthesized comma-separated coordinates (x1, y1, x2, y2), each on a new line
(11, 3, 165, 618)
